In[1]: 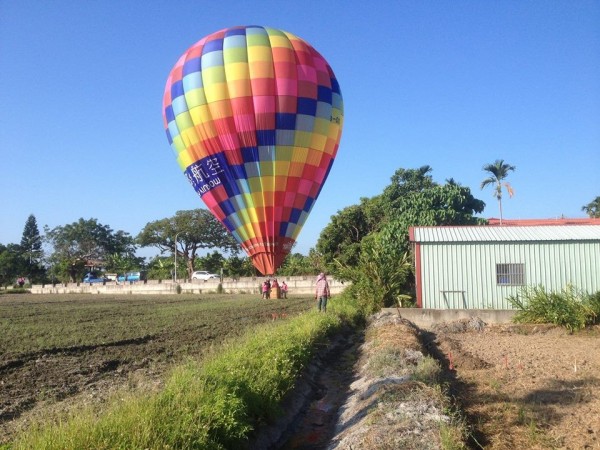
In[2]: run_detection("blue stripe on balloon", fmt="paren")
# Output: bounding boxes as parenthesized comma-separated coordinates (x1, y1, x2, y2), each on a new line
(256, 130, 276, 146)
(225, 27, 247, 37)
(303, 196, 314, 212)
(222, 216, 234, 232)
(220, 200, 235, 217)
(171, 80, 184, 98)
(317, 85, 332, 103)
(297, 97, 317, 115)
(279, 221, 288, 236)
(164, 105, 175, 123)
(289, 208, 301, 224)
(182, 57, 201, 77)
(203, 38, 223, 53)
(276, 113, 296, 130)
(241, 146, 259, 163)
(331, 77, 341, 94)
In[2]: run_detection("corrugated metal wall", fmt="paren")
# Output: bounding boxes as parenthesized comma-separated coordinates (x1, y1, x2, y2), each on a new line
(419, 241, 600, 309)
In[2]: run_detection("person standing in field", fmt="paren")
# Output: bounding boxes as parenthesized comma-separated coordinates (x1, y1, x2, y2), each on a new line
(315, 272, 330, 312)
(281, 281, 288, 299)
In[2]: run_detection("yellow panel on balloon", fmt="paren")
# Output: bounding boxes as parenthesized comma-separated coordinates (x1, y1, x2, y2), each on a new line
(310, 133, 327, 152)
(290, 147, 308, 163)
(184, 88, 207, 109)
(204, 82, 230, 103)
(224, 62, 249, 80)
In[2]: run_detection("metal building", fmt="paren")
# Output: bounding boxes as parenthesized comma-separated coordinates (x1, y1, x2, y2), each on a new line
(409, 225, 600, 309)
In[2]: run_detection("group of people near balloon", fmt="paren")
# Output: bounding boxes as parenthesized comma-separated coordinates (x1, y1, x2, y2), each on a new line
(260, 272, 331, 313)
(262, 278, 288, 299)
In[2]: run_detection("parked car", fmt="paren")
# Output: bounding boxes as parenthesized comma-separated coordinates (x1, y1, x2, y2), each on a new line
(117, 271, 146, 282)
(191, 271, 219, 281)
(82, 273, 107, 284)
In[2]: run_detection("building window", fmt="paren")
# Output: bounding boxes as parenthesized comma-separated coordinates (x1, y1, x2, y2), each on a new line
(496, 263, 525, 285)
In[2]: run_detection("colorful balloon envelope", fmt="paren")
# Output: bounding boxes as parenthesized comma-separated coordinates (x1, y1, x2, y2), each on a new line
(163, 26, 344, 275)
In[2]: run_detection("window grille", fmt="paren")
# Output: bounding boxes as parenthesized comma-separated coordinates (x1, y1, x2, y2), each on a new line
(496, 263, 525, 285)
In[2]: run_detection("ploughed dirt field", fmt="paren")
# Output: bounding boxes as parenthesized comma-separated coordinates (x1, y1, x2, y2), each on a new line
(0, 293, 313, 444)
(428, 320, 600, 449)
(1, 294, 599, 449)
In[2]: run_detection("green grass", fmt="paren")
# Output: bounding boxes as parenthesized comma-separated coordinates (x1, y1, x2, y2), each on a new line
(8, 296, 362, 449)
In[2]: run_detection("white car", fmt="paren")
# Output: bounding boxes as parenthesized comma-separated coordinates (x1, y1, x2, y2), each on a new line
(191, 271, 219, 281)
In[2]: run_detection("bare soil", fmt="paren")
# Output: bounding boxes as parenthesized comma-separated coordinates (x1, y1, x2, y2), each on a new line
(428, 321, 600, 449)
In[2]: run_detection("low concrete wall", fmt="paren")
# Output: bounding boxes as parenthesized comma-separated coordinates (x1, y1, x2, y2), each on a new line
(383, 308, 517, 329)
(30, 276, 348, 296)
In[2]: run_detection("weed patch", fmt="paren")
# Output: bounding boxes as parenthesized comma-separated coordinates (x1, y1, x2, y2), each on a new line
(508, 285, 599, 332)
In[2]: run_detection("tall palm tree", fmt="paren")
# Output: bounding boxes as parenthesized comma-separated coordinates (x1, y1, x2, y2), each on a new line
(581, 196, 600, 218)
(480, 159, 516, 225)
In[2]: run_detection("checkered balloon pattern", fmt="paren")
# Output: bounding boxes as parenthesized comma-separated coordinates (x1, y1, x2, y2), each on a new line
(163, 26, 344, 275)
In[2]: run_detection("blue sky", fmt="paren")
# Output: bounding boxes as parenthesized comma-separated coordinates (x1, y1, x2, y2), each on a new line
(1, 1, 598, 258)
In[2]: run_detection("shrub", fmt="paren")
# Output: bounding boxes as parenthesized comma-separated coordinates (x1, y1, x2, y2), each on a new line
(584, 291, 600, 324)
(508, 285, 597, 332)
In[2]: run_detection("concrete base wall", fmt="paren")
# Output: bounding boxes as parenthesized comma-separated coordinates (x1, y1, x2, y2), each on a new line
(30, 276, 348, 296)
(383, 308, 517, 329)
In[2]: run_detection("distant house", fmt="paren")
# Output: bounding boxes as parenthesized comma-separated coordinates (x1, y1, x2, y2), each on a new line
(409, 224, 600, 309)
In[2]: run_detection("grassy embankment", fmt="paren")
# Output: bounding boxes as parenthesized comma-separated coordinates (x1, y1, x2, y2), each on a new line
(6, 297, 362, 449)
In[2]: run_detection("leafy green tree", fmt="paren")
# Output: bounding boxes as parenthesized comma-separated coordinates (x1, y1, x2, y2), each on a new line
(223, 255, 255, 279)
(582, 196, 600, 218)
(137, 209, 240, 280)
(316, 196, 383, 272)
(381, 165, 436, 210)
(44, 218, 137, 282)
(0, 244, 25, 287)
(317, 166, 486, 307)
(480, 159, 516, 224)
(339, 232, 412, 313)
(19, 214, 45, 283)
(146, 255, 174, 281)
(196, 251, 226, 276)
(278, 252, 316, 276)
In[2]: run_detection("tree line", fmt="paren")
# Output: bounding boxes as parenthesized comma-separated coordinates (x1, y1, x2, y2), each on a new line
(2, 163, 597, 293)
(0, 210, 322, 287)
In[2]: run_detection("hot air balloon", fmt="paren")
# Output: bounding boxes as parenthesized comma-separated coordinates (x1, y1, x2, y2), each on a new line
(163, 26, 344, 275)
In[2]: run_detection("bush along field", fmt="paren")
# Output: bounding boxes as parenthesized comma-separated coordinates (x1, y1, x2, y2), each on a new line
(508, 285, 600, 332)
(7, 297, 363, 450)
